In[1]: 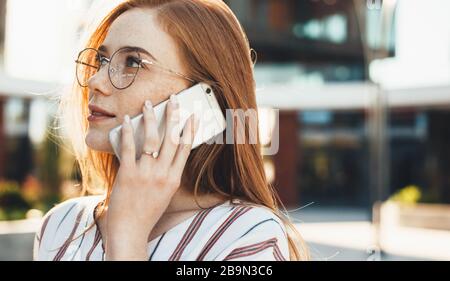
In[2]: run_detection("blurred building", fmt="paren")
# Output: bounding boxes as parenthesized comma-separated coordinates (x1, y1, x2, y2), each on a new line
(225, 0, 450, 209)
(0, 0, 94, 186)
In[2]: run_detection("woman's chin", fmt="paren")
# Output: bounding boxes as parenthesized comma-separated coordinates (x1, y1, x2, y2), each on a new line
(85, 133, 114, 153)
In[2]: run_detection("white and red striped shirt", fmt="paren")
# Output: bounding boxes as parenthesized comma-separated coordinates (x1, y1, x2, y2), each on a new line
(33, 195, 290, 261)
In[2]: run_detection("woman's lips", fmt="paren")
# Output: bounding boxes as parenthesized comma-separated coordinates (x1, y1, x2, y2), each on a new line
(88, 104, 116, 122)
(87, 113, 116, 122)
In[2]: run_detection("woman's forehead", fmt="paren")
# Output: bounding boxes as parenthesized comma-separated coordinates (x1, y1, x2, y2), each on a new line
(102, 8, 178, 65)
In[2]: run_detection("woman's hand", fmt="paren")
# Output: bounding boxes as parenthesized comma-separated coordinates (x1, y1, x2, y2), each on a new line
(105, 94, 199, 260)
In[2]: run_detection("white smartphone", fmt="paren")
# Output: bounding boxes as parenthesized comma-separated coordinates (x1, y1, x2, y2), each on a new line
(109, 82, 226, 161)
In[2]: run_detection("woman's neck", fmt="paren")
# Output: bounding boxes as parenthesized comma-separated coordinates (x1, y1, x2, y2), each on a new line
(163, 186, 227, 214)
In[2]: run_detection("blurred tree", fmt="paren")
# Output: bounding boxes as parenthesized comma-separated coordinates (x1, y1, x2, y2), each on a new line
(35, 127, 63, 208)
(0, 181, 31, 220)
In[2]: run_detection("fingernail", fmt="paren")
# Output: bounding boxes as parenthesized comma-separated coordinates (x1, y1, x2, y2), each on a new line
(189, 114, 197, 127)
(145, 100, 152, 109)
(124, 115, 130, 124)
(194, 115, 200, 128)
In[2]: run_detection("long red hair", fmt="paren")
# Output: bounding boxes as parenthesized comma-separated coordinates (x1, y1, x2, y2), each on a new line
(60, 0, 309, 260)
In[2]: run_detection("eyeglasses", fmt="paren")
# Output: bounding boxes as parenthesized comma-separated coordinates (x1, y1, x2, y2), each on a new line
(75, 47, 195, 90)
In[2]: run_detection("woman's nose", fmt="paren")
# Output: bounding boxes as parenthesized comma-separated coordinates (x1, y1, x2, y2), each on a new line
(87, 65, 113, 96)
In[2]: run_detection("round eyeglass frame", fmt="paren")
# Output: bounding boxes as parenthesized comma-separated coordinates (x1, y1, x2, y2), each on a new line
(75, 47, 196, 90)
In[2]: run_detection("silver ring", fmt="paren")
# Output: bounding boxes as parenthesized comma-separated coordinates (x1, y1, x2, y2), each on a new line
(143, 150, 159, 159)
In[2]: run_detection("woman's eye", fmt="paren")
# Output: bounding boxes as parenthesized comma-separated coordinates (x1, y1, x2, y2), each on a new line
(99, 56, 108, 67)
(125, 56, 141, 68)
(95, 55, 108, 68)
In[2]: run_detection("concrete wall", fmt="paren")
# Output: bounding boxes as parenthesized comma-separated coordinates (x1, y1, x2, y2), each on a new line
(0, 218, 40, 261)
(0, 232, 34, 261)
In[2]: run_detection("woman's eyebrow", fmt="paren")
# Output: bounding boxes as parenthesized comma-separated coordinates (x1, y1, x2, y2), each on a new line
(98, 45, 109, 54)
(123, 46, 159, 62)
(98, 45, 159, 62)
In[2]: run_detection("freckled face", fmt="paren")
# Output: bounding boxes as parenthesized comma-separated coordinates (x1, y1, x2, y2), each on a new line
(85, 8, 191, 153)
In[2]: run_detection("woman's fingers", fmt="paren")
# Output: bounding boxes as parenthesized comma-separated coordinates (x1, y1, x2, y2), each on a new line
(120, 114, 136, 167)
(171, 114, 199, 175)
(159, 94, 182, 167)
(140, 100, 160, 165)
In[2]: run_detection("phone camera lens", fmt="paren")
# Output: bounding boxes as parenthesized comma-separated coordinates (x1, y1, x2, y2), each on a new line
(206, 88, 211, 94)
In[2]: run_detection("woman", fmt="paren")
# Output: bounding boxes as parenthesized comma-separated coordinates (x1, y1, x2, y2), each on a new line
(33, 0, 308, 261)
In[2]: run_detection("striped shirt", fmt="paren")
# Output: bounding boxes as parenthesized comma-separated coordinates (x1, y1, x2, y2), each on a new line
(33, 195, 290, 261)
